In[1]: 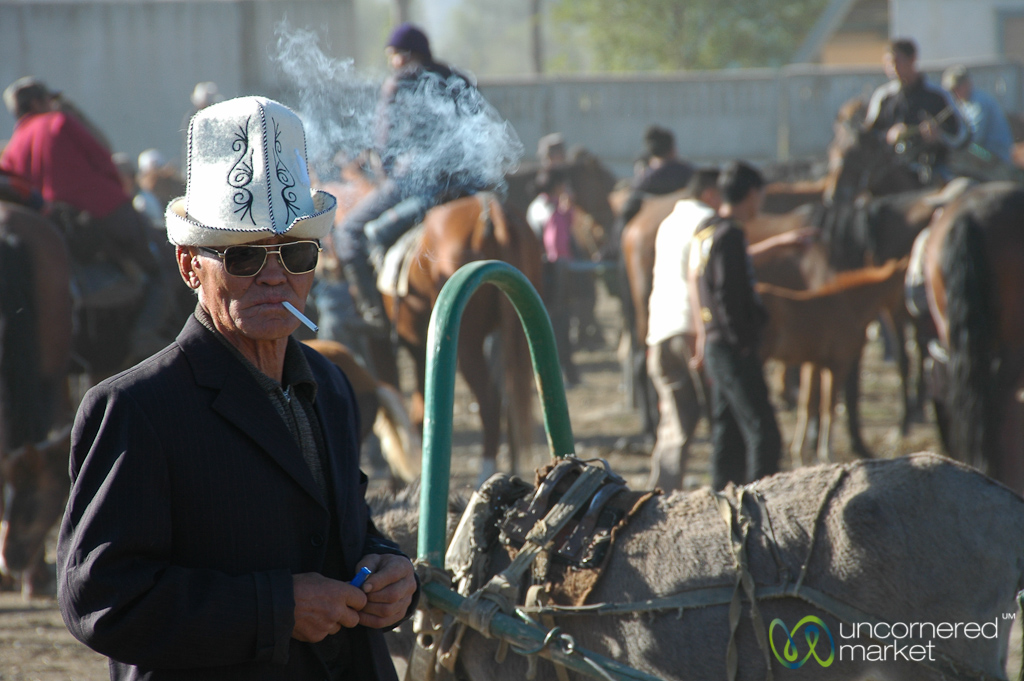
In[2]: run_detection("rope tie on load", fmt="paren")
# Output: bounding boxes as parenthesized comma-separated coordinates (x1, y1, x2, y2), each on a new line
(458, 588, 507, 635)
(524, 584, 572, 681)
(715, 488, 774, 681)
(415, 559, 453, 589)
(794, 466, 847, 593)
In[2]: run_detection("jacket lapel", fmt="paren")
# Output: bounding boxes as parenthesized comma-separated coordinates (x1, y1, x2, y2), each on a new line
(177, 315, 327, 508)
(311, 368, 353, 543)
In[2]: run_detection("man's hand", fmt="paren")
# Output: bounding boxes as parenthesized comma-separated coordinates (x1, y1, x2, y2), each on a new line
(918, 119, 939, 143)
(292, 573, 368, 642)
(886, 123, 909, 146)
(354, 553, 417, 629)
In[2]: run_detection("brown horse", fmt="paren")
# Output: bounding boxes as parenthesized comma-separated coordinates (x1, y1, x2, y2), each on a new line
(322, 174, 543, 479)
(0, 200, 73, 597)
(758, 258, 909, 465)
(922, 181, 1024, 493)
(385, 195, 542, 478)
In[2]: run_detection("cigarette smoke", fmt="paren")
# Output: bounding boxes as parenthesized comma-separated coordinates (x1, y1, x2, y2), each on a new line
(274, 24, 522, 199)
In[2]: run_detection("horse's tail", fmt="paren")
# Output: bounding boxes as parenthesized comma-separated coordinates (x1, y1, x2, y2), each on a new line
(372, 382, 421, 484)
(941, 207, 996, 472)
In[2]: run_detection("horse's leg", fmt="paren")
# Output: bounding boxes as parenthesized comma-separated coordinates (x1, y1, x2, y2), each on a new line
(21, 546, 55, 598)
(791, 363, 815, 467)
(885, 308, 914, 436)
(366, 333, 401, 391)
(843, 353, 872, 458)
(458, 321, 502, 483)
(816, 366, 835, 464)
(500, 302, 536, 475)
(406, 340, 427, 436)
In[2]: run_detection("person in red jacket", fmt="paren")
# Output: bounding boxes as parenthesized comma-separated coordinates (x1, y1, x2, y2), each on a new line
(1, 77, 167, 360)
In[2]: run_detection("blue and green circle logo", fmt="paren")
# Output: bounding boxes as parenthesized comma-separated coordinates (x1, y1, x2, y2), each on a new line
(769, 616, 836, 668)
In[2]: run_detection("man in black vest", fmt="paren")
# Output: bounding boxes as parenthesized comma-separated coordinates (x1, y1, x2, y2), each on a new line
(691, 161, 781, 490)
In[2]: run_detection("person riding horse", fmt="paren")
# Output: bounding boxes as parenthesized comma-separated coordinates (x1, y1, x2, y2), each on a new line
(334, 23, 488, 335)
(941, 65, 1023, 182)
(0, 76, 168, 361)
(864, 39, 968, 184)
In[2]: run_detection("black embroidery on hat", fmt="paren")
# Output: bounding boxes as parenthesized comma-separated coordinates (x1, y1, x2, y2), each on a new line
(271, 118, 300, 222)
(229, 116, 255, 225)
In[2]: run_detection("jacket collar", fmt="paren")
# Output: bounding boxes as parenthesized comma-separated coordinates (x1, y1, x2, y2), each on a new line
(175, 313, 326, 507)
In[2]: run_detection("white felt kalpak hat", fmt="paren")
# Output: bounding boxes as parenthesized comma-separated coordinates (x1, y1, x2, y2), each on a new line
(166, 96, 336, 247)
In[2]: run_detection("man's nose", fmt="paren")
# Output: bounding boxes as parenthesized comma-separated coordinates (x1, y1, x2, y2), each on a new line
(256, 249, 289, 281)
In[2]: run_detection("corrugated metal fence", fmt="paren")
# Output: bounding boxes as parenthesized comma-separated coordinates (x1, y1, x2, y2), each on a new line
(480, 60, 1023, 176)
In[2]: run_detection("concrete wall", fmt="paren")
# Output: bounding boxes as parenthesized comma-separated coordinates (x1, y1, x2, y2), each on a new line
(0, 0, 358, 168)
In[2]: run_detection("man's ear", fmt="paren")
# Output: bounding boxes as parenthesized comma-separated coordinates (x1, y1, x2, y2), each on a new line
(177, 246, 201, 289)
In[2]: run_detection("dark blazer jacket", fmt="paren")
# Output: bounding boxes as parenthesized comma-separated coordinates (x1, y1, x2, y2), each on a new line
(58, 314, 413, 681)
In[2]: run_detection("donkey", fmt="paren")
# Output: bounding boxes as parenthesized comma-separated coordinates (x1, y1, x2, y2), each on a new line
(373, 454, 1024, 681)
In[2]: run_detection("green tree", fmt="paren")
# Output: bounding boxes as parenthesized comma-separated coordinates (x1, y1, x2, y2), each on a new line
(551, 0, 829, 71)
(435, 0, 593, 77)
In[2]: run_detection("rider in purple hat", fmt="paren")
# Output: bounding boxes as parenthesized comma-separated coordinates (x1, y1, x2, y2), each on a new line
(385, 23, 432, 61)
(333, 23, 481, 335)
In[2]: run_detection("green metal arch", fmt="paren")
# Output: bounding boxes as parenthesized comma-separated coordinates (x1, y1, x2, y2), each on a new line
(418, 259, 575, 566)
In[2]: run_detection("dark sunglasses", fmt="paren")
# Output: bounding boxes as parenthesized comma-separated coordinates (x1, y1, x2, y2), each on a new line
(197, 240, 322, 277)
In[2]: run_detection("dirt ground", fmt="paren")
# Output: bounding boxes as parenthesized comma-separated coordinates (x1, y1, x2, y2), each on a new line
(1, 281, 1020, 680)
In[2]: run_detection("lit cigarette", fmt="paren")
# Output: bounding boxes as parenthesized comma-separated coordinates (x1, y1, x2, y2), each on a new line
(282, 301, 318, 333)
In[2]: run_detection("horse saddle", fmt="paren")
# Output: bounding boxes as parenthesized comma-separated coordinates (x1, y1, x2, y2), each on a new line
(376, 223, 424, 298)
(70, 259, 146, 310)
(445, 458, 659, 607)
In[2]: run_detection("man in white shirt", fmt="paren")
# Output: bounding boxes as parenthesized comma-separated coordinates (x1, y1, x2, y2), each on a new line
(645, 168, 720, 490)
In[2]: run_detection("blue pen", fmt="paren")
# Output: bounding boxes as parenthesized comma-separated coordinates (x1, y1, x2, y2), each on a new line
(351, 566, 372, 588)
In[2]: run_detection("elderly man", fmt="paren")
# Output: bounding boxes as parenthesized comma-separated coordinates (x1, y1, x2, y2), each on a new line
(57, 96, 418, 681)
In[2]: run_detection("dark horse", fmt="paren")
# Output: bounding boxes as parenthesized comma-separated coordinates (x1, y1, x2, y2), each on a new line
(823, 97, 930, 206)
(923, 182, 1024, 493)
(0, 200, 73, 596)
(323, 176, 544, 480)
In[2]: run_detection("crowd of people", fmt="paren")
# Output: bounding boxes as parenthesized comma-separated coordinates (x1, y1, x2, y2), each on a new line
(1, 24, 1022, 679)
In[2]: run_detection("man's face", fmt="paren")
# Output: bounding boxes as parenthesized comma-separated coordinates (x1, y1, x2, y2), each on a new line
(386, 47, 413, 71)
(700, 187, 723, 211)
(883, 50, 916, 85)
(177, 236, 315, 349)
(952, 81, 972, 101)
